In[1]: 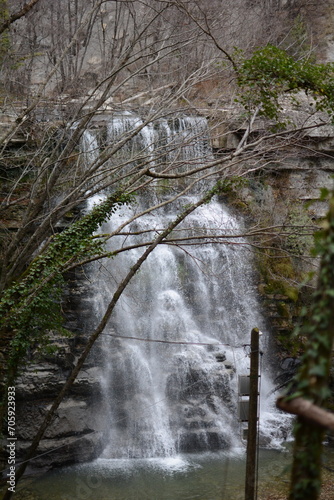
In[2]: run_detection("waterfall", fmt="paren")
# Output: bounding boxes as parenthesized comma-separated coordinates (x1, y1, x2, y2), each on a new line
(82, 113, 290, 460)
(82, 112, 213, 185)
(104, 112, 212, 163)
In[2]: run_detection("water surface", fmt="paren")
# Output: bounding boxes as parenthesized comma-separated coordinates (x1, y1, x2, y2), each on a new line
(13, 448, 293, 500)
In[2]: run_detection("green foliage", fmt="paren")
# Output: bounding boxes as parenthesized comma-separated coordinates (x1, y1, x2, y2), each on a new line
(285, 204, 315, 256)
(213, 176, 248, 209)
(289, 421, 324, 500)
(259, 250, 300, 300)
(0, 191, 132, 380)
(284, 195, 334, 499)
(236, 45, 334, 126)
(216, 176, 246, 193)
(289, 198, 334, 403)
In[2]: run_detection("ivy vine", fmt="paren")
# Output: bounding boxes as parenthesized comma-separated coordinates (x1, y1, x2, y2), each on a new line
(0, 190, 132, 382)
(284, 189, 334, 500)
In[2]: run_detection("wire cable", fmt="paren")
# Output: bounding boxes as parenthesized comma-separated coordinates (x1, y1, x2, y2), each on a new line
(100, 331, 247, 348)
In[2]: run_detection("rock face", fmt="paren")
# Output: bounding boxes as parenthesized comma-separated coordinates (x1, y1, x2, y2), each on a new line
(0, 266, 107, 472)
(15, 394, 105, 467)
(166, 354, 235, 453)
(209, 100, 334, 354)
(9, 365, 106, 472)
(248, 124, 334, 345)
(6, 362, 106, 470)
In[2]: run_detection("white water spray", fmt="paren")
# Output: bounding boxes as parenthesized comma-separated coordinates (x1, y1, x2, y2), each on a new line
(83, 113, 291, 460)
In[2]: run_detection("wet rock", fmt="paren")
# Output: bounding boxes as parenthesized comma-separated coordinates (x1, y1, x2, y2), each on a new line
(206, 430, 229, 450)
(183, 405, 207, 419)
(15, 363, 68, 400)
(178, 429, 229, 452)
(215, 353, 226, 362)
(16, 398, 105, 440)
(15, 364, 102, 399)
(178, 430, 209, 452)
(71, 367, 103, 395)
(16, 431, 104, 468)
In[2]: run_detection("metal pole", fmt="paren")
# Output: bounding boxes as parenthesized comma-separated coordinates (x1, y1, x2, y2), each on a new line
(245, 327, 260, 500)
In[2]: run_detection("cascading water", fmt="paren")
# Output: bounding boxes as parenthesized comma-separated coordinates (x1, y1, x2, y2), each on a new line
(83, 112, 291, 461)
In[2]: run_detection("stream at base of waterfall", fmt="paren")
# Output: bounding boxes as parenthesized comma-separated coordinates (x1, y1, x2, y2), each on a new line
(8, 447, 310, 500)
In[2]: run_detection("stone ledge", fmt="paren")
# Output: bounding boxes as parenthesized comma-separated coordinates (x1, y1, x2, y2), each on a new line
(13, 431, 105, 468)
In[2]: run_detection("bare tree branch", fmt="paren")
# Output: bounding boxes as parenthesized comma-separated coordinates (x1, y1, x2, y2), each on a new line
(2, 183, 217, 499)
(277, 396, 334, 431)
(0, 0, 42, 35)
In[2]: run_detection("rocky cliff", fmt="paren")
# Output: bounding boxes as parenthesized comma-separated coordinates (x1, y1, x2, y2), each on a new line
(1, 100, 334, 473)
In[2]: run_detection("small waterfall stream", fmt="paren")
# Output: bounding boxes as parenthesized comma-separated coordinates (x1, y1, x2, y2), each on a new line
(83, 113, 290, 461)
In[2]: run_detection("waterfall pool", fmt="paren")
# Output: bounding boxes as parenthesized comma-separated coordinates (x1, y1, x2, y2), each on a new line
(10, 447, 297, 500)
